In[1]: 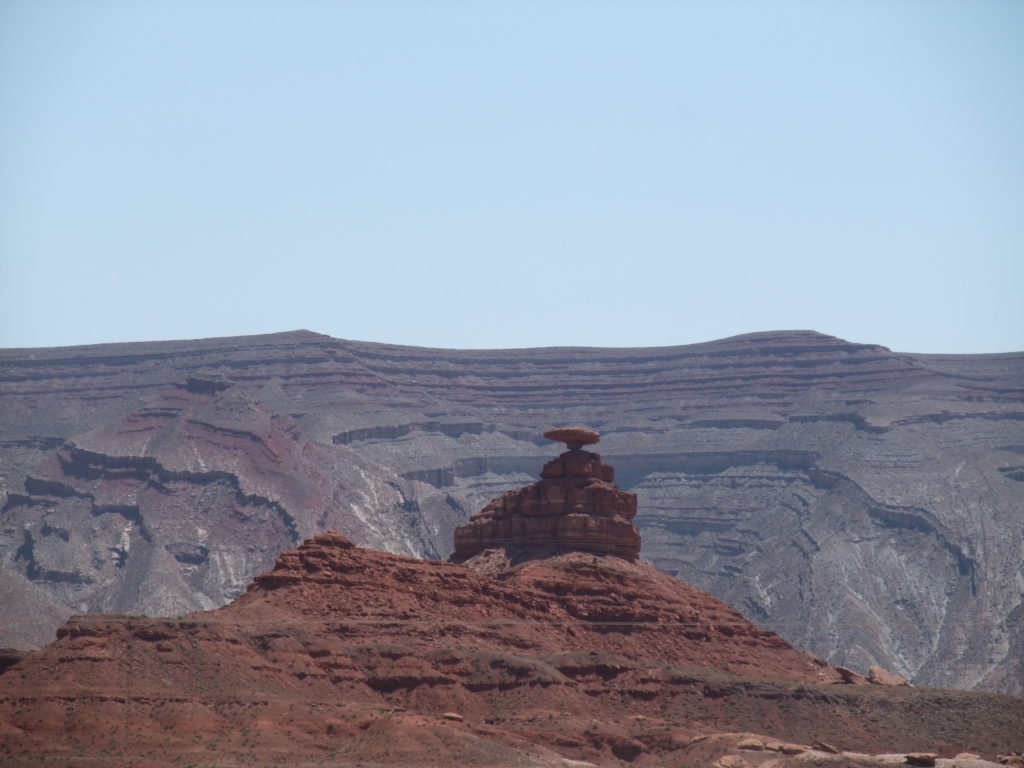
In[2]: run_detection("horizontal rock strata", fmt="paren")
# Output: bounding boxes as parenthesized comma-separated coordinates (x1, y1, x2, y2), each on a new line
(453, 430, 640, 561)
(1, 329, 1022, 698)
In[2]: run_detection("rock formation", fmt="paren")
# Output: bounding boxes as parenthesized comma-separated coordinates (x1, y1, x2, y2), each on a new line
(1, 329, 1023, 697)
(1, 528, 1022, 767)
(452, 427, 641, 561)
(869, 665, 911, 687)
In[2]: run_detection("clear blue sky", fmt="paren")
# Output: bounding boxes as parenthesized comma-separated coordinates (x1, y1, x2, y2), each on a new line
(2, 1, 1022, 353)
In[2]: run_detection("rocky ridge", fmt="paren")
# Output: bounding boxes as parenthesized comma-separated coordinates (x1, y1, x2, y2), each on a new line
(1, 522, 1021, 766)
(1, 330, 1022, 694)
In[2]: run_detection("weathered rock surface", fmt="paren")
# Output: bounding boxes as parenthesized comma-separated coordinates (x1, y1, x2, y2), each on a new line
(0, 375, 441, 645)
(838, 666, 872, 685)
(543, 426, 601, 447)
(0, 531, 1021, 767)
(452, 429, 641, 561)
(871, 665, 911, 687)
(1, 329, 1023, 695)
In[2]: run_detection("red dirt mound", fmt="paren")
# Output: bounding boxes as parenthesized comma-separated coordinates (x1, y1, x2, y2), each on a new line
(1, 532, 1021, 767)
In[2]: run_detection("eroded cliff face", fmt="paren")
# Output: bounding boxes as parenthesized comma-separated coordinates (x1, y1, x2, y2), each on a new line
(1, 329, 1022, 695)
(0, 373, 443, 646)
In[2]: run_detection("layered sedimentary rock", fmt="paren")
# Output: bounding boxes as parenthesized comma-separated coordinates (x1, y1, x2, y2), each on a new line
(1, 329, 1022, 697)
(0, 374, 439, 646)
(1, 530, 1022, 767)
(452, 428, 641, 561)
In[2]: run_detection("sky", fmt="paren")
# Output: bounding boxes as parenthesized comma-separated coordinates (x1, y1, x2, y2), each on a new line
(1, 1, 1022, 354)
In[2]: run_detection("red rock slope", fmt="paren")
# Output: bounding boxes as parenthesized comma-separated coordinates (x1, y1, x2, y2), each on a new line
(1, 530, 1022, 767)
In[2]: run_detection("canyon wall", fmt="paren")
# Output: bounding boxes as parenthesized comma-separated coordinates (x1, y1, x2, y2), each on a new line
(1, 329, 1021, 694)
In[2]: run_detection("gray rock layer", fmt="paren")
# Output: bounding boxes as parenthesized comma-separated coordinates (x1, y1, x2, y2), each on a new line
(1, 329, 1022, 695)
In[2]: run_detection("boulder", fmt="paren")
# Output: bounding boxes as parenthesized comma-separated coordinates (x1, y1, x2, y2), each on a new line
(870, 665, 911, 686)
(836, 666, 870, 685)
(543, 426, 600, 448)
(716, 756, 751, 768)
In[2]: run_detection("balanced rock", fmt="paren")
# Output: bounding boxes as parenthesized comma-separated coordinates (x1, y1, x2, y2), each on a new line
(542, 426, 600, 449)
(451, 428, 641, 561)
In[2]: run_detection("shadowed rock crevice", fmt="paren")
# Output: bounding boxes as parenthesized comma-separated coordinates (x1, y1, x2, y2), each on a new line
(46, 444, 302, 545)
(333, 420, 498, 445)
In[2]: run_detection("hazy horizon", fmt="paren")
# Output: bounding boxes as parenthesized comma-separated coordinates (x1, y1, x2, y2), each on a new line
(2, 2, 1022, 354)
(2, 326, 1017, 357)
